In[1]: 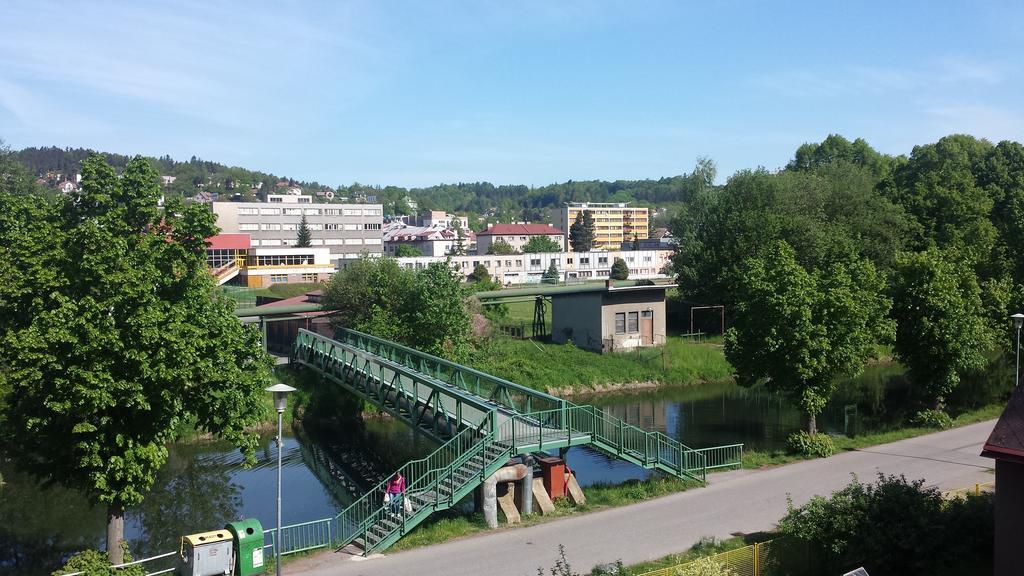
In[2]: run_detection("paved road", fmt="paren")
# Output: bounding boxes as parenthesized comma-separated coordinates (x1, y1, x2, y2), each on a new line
(289, 421, 996, 576)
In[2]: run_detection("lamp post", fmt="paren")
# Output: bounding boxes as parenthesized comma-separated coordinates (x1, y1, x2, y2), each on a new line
(1013, 314, 1024, 388)
(266, 383, 295, 576)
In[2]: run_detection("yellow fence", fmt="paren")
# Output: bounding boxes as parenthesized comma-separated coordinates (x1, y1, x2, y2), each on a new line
(635, 539, 804, 576)
(941, 480, 995, 499)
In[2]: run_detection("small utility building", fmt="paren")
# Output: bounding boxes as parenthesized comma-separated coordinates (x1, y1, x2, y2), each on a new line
(548, 280, 673, 353)
(981, 385, 1024, 576)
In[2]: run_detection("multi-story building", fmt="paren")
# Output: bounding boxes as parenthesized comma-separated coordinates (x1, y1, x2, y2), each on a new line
(384, 222, 462, 257)
(211, 198, 384, 263)
(553, 202, 649, 251)
(376, 249, 673, 285)
(206, 233, 335, 287)
(475, 223, 565, 255)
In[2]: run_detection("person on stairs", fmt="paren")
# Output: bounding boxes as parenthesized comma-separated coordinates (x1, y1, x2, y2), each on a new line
(385, 471, 406, 517)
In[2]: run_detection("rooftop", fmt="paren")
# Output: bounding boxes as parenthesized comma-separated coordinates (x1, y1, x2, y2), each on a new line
(206, 233, 251, 250)
(475, 279, 676, 300)
(981, 386, 1024, 465)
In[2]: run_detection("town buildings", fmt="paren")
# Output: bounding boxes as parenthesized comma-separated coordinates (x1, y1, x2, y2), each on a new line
(552, 202, 649, 251)
(549, 281, 674, 353)
(210, 196, 384, 263)
(383, 222, 464, 257)
(383, 249, 672, 285)
(206, 233, 335, 287)
(475, 223, 565, 255)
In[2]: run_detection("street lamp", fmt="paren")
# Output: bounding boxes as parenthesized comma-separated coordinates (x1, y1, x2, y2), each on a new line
(1013, 314, 1024, 388)
(266, 383, 295, 576)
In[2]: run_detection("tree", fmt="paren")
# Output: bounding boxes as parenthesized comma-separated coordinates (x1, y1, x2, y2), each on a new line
(487, 238, 518, 255)
(631, 234, 640, 250)
(394, 244, 422, 257)
(452, 219, 467, 256)
(295, 214, 312, 247)
(542, 261, 560, 284)
(0, 155, 270, 563)
(890, 249, 993, 409)
(321, 257, 472, 360)
(569, 211, 596, 252)
(724, 241, 893, 434)
(522, 235, 561, 253)
(610, 258, 629, 280)
(467, 263, 491, 284)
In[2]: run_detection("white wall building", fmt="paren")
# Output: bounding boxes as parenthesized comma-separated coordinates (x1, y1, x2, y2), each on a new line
(475, 223, 565, 255)
(211, 200, 384, 263)
(341, 249, 674, 285)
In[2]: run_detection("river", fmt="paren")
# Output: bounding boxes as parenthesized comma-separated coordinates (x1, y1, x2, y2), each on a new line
(0, 358, 1011, 575)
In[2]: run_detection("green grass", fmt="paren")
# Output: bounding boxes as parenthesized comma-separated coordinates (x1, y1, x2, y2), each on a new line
(622, 534, 774, 575)
(468, 336, 733, 392)
(741, 402, 1005, 469)
(388, 475, 703, 552)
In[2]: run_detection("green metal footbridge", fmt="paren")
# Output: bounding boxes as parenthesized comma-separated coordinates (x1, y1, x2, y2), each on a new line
(291, 328, 743, 556)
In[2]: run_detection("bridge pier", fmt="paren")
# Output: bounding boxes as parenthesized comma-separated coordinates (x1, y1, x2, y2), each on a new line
(482, 464, 528, 529)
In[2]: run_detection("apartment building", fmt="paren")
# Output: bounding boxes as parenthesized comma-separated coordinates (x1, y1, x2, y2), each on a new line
(475, 223, 565, 255)
(553, 202, 649, 251)
(378, 249, 672, 285)
(211, 198, 384, 263)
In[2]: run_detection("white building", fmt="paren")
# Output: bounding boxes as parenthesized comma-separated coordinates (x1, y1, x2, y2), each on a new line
(421, 210, 469, 230)
(475, 223, 565, 255)
(211, 200, 384, 263)
(383, 221, 473, 257)
(350, 249, 674, 285)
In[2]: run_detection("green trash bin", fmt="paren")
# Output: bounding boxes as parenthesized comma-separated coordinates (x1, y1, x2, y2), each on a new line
(226, 518, 265, 576)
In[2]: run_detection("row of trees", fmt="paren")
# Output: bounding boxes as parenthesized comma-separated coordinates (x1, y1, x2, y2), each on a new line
(674, 134, 1024, 440)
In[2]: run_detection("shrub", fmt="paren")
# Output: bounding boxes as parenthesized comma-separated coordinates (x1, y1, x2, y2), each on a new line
(786, 431, 836, 458)
(910, 409, 953, 429)
(778, 473, 993, 576)
(52, 545, 144, 576)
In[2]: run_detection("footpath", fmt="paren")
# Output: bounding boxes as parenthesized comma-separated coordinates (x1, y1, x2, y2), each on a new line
(289, 420, 996, 576)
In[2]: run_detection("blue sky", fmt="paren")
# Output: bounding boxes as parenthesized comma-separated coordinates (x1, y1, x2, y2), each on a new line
(1, 1, 1022, 187)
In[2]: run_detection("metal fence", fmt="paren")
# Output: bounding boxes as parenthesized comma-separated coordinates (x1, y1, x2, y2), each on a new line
(265, 517, 335, 558)
(635, 538, 812, 576)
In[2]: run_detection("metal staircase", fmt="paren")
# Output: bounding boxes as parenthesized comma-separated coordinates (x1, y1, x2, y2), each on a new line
(292, 329, 742, 555)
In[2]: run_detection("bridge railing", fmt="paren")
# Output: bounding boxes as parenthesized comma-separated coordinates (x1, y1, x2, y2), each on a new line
(336, 328, 566, 415)
(296, 330, 498, 434)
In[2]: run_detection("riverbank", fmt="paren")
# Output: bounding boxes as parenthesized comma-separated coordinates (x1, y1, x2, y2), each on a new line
(331, 399, 1004, 557)
(288, 421, 997, 576)
(468, 336, 733, 393)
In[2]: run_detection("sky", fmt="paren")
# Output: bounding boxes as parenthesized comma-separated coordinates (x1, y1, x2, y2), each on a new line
(1, 1, 1022, 188)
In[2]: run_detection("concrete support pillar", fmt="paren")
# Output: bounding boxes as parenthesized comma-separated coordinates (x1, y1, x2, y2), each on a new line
(519, 456, 534, 517)
(482, 464, 527, 529)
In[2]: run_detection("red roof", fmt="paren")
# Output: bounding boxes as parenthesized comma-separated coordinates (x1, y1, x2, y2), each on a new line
(206, 233, 251, 250)
(981, 386, 1024, 465)
(477, 224, 564, 236)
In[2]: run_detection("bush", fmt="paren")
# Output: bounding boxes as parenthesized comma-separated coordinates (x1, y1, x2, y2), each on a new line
(778, 474, 993, 576)
(52, 545, 144, 576)
(910, 409, 953, 429)
(786, 431, 836, 458)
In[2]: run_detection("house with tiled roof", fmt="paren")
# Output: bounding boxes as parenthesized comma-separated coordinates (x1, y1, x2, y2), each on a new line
(475, 223, 564, 255)
(384, 222, 473, 257)
(981, 385, 1024, 576)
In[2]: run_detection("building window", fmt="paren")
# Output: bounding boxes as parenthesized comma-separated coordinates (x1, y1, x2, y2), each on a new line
(644, 256, 652, 262)
(270, 274, 288, 284)
(304, 209, 321, 216)
(284, 208, 302, 215)
(238, 223, 259, 231)
(642, 310, 653, 319)
(297, 197, 311, 204)
(580, 257, 590, 264)
(365, 223, 382, 230)
(515, 259, 522, 266)
(238, 207, 259, 215)
(269, 197, 282, 203)
(615, 313, 626, 334)
(343, 208, 362, 216)
(567, 258, 573, 264)
(530, 258, 541, 266)
(324, 223, 341, 230)
(281, 223, 297, 231)
(598, 256, 608, 264)
(301, 273, 317, 282)
(323, 208, 341, 216)
(260, 208, 280, 215)
(627, 311, 639, 333)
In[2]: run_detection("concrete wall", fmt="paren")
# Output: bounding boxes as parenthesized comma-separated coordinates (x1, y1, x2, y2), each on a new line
(995, 459, 1024, 576)
(550, 293, 604, 352)
(600, 290, 667, 352)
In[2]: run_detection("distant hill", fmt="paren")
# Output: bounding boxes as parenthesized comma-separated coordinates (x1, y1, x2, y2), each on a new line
(12, 145, 706, 229)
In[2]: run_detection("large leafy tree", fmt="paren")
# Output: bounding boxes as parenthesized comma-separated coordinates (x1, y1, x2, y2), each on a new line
(0, 154, 270, 563)
(610, 258, 629, 280)
(890, 249, 993, 408)
(522, 235, 561, 253)
(725, 241, 893, 433)
(321, 257, 472, 360)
